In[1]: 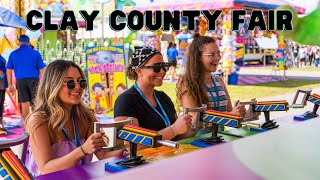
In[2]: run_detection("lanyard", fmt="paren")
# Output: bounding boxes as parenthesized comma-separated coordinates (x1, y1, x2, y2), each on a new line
(134, 83, 171, 127)
(61, 116, 85, 165)
(205, 76, 220, 111)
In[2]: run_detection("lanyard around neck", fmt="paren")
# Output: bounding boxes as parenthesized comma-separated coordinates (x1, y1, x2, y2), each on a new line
(134, 83, 171, 127)
(205, 76, 220, 111)
(61, 116, 85, 165)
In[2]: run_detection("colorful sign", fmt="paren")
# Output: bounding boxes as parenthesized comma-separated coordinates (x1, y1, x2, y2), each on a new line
(177, 38, 188, 60)
(86, 46, 127, 114)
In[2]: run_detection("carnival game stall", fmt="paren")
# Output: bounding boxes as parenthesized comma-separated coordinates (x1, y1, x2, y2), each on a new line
(35, 86, 320, 179)
(123, 0, 305, 84)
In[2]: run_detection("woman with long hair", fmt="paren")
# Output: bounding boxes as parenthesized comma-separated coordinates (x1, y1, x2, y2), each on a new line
(176, 33, 247, 133)
(25, 60, 122, 176)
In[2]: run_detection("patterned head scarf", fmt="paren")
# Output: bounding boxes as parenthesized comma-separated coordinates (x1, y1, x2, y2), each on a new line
(131, 47, 161, 69)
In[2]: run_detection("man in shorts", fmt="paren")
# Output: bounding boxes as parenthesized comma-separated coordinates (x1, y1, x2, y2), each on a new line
(6, 35, 45, 121)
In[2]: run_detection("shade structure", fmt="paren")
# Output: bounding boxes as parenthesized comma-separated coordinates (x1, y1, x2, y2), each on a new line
(123, 0, 305, 14)
(0, 7, 27, 29)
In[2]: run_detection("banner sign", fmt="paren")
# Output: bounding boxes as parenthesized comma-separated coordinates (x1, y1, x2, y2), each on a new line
(86, 46, 127, 114)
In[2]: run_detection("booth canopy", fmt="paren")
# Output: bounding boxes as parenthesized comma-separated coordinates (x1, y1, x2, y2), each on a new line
(255, 34, 279, 49)
(123, 0, 305, 14)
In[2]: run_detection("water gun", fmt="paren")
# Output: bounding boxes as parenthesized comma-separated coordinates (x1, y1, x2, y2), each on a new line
(95, 119, 178, 172)
(183, 105, 247, 147)
(292, 89, 319, 121)
(0, 149, 34, 180)
(240, 89, 313, 131)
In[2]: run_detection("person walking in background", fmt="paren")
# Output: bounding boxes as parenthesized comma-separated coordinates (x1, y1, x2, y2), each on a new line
(167, 42, 179, 82)
(293, 45, 299, 68)
(299, 45, 307, 68)
(6, 35, 46, 122)
(311, 46, 317, 67)
(0, 54, 7, 119)
(315, 48, 320, 68)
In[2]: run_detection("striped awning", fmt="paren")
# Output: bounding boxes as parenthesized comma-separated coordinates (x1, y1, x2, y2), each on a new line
(123, 0, 305, 14)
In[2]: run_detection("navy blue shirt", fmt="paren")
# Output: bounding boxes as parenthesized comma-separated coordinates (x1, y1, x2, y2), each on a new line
(7, 44, 45, 79)
(0, 55, 8, 88)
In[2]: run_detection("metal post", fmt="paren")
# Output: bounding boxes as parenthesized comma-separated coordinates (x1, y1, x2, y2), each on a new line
(101, 0, 112, 45)
(101, 2, 106, 44)
(264, 50, 266, 66)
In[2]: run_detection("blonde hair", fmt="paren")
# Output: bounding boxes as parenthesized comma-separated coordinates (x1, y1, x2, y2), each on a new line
(26, 60, 96, 144)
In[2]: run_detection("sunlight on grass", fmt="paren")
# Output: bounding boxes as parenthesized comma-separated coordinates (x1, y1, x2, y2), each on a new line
(126, 79, 320, 113)
(247, 66, 320, 72)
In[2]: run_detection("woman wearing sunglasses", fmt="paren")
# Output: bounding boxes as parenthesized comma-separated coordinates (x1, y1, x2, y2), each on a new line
(114, 47, 192, 145)
(25, 60, 122, 176)
(176, 33, 249, 135)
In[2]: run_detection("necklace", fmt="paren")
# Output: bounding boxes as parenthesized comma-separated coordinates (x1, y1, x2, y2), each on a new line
(63, 120, 73, 134)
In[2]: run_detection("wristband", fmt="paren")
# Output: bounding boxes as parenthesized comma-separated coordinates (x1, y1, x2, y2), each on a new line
(169, 126, 175, 137)
(80, 146, 87, 155)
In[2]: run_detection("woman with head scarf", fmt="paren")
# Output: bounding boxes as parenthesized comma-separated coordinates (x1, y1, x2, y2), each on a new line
(114, 47, 192, 143)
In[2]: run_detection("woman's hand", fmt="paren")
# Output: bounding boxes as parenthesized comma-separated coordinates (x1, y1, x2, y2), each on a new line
(81, 133, 106, 155)
(230, 100, 246, 117)
(171, 114, 192, 135)
(243, 98, 261, 120)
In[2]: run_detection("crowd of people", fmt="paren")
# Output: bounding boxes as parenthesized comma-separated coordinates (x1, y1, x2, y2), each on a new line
(286, 42, 320, 68)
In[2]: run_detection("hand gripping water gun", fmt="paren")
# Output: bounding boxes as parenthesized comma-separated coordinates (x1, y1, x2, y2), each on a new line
(183, 105, 251, 148)
(95, 118, 178, 172)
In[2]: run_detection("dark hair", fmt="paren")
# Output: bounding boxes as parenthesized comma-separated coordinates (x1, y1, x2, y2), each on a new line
(167, 42, 173, 49)
(177, 33, 217, 106)
(172, 43, 177, 48)
(126, 47, 162, 80)
(92, 82, 104, 91)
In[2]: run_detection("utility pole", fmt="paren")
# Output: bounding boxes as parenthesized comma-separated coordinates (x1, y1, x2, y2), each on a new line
(15, 0, 26, 45)
(101, 2, 107, 44)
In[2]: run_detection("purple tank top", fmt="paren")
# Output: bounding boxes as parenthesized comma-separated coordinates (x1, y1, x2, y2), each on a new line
(25, 139, 93, 177)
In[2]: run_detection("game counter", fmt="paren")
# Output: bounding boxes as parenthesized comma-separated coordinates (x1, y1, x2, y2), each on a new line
(102, 117, 320, 180)
(36, 114, 317, 179)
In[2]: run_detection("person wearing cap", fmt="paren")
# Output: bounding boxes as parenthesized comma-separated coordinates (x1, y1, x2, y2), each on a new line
(6, 35, 46, 121)
(114, 47, 192, 146)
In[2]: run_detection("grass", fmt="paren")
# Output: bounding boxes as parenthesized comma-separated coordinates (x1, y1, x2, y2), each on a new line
(126, 79, 320, 112)
(245, 66, 320, 72)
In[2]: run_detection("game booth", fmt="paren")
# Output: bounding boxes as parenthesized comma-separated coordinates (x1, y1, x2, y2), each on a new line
(123, 0, 305, 84)
(29, 89, 320, 179)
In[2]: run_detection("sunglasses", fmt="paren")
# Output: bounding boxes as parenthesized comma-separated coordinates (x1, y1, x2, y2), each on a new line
(140, 62, 170, 73)
(63, 79, 88, 90)
(202, 52, 221, 59)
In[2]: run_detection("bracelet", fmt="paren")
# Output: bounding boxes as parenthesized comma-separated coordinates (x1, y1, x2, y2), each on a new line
(169, 126, 175, 137)
(80, 146, 87, 156)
